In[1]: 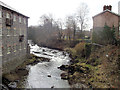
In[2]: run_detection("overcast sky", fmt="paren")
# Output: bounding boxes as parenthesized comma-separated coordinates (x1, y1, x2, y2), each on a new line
(1, 0, 120, 29)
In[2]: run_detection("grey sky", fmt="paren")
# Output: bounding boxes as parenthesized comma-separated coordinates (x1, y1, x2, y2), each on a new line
(1, 0, 120, 29)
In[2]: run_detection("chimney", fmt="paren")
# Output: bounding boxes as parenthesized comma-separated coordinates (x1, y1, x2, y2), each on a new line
(103, 5, 107, 11)
(103, 5, 112, 11)
(108, 5, 112, 11)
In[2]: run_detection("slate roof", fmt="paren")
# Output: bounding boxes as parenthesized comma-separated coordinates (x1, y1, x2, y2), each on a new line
(93, 9, 120, 18)
(0, 1, 29, 18)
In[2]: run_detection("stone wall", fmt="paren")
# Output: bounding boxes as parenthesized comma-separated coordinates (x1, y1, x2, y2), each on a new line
(1, 6, 29, 74)
(2, 54, 28, 74)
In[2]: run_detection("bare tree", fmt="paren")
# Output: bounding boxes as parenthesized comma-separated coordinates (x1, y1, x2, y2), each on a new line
(39, 14, 54, 28)
(76, 3, 89, 32)
(65, 15, 77, 40)
(54, 18, 64, 40)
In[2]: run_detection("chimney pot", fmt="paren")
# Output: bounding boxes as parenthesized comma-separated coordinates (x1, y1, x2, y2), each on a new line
(103, 5, 112, 11)
(103, 5, 106, 11)
(109, 5, 112, 11)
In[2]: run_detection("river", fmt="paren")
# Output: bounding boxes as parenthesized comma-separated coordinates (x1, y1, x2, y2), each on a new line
(21, 44, 71, 88)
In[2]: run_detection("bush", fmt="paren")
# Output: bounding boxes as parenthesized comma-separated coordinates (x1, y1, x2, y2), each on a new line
(74, 42, 86, 58)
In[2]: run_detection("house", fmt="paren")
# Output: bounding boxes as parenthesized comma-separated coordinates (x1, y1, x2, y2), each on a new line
(0, 1, 29, 74)
(93, 5, 120, 38)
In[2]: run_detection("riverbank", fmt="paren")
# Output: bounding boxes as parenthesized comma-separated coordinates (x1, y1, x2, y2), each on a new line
(59, 43, 120, 88)
(2, 45, 71, 88)
(2, 54, 50, 88)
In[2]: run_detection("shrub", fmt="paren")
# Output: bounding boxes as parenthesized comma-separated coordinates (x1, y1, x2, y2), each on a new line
(74, 42, 86, 58)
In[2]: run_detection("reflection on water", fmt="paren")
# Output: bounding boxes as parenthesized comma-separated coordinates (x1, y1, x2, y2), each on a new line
(24, 44, 71, 88)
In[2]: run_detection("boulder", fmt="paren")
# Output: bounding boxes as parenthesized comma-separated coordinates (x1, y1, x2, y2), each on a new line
(3, 73, 20, 82)
(58, 65, 68, 70)
(60, 72, 68, 80)
(48, 75, 51, 77)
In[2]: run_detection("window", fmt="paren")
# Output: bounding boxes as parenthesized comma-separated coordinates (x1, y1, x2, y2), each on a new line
(0, 10, 2, 18)
(7, 46, 11, 54)
(19, 35, 24, 42)
(14, 44, 17, 52)
(24, 18, 26, 24)
(0, 25, 2, 36)
(13, 44, 16, 52)
(14, 28, 16, 36)
(13, 15, 16, 21)
(6, 13, 10, 18)
(7, 26, 10, 36)
(0, 45, 2, 56)
(19, 16, 21, 23)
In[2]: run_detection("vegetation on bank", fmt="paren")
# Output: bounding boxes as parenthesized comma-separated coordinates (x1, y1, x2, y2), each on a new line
(57, 24, 120, 88)
(61, 41, 120, 88)
(92, 25, 117, 45)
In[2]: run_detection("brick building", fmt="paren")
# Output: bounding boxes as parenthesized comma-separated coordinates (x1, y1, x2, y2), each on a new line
(0, 1, 29, 73)
(93, 5, 120, 38)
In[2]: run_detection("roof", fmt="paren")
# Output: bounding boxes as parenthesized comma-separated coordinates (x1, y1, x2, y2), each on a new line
(0, 1, 29, 18)
(93, 9, 120, 18)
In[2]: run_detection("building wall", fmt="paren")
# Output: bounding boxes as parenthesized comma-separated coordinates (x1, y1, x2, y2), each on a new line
(93, 11, 119, 28)
(0, 6, 2, 77)
(1, 7, 29, 74)
(93, 11, 119, 38)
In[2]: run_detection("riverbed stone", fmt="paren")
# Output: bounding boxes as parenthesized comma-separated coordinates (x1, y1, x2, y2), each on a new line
(3, 73, 20, 82)
(60, 72, 69, 80)
(48, 75, 51, 77)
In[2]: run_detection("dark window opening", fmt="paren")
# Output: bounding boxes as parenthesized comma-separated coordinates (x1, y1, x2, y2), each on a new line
(19, 35, 24, 42)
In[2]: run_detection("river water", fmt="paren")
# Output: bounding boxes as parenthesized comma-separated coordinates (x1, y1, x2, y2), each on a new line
(23, 44, 71, 88)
